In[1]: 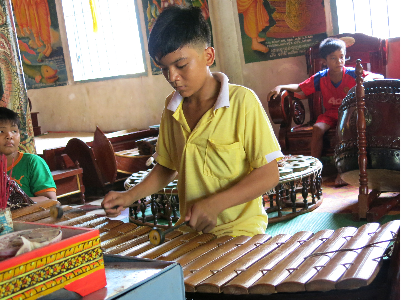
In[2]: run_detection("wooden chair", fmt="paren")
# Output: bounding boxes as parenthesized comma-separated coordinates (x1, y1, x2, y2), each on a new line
(268, 33, 387, 156)
(65, 126, 117, 194)
(42, 127, 159, 195)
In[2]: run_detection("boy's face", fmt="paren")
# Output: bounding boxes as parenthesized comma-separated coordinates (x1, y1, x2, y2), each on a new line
(325, 49, 346, 73)
(0, 121, 20, 156)
(157, 44, 214, 98)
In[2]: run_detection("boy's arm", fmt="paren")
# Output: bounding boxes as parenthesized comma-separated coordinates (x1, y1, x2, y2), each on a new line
(268, 84, 302, 100)
(185, 159, 279, 233)
(31, 191, 57, 202)
(102, 163, 177, 217)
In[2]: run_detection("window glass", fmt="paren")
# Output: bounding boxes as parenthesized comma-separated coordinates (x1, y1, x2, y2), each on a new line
(335, 0, 400, 39)
(62, 0, 146, 82)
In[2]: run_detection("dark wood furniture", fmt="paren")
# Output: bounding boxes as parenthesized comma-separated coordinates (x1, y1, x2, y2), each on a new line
(335, 60, 400, 221)
(42, 127, 159, 194)
(64, 127, 120, 194)
(28, 98, 41, 136)
(52, 158, 85, 204)
(268, 33, 387, 156)
(42, 128, 158, 172)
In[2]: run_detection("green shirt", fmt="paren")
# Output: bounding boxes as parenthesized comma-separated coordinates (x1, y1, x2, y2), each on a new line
(7, 152, 56, 197)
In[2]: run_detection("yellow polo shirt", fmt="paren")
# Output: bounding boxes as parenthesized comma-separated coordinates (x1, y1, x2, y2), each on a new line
(154, 72, 283, 237)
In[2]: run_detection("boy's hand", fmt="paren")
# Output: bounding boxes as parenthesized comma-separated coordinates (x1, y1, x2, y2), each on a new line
(101, 191, 131, 217)
(184, 199, 218, 234)
(267, 86, 282, 100)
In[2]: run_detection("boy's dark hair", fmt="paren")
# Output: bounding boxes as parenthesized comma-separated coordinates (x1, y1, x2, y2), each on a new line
(148, 5, 211, 63)
(319, 37, 346, 59)
(0, 107, 20, 129)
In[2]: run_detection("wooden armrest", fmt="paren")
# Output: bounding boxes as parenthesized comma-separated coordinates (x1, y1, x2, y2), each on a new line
(268, 90, 306, 127)
(60, 154, 78, 169)
(51, 168, 83, 180)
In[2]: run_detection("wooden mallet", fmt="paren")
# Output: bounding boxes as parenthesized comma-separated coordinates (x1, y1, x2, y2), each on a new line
(148, 221, 188, 246)
(49, 204, 64, 219)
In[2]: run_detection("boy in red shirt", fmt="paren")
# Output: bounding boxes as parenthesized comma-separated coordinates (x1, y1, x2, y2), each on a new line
(268, 37, 383, 185)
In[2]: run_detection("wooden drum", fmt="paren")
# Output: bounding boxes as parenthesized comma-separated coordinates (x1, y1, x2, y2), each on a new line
(335, 79, 400, 192)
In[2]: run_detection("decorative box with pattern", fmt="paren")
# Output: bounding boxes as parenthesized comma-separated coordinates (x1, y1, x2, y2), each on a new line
(0, 221, 106, 299)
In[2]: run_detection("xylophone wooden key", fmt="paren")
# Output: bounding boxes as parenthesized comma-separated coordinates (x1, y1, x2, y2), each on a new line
(175, 236, 234, 267)
(185, 234, 272, 292)
(248, 229, 335, 294)
(195, 233, 291, 294)
(120, 230, 184, 257)
(156, 233, 217, 262)
(276, 226, 358, 293)
(102, 226, 151, 251)
(100, 222, 138, 241)
(305, 222, 381, 292)
(221, 231, 313, 295)
(336, 220, 400, 290)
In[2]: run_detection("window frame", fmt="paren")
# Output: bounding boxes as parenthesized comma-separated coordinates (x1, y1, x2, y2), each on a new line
(60, 0, 148, 84)
(330, 0, 400, 39)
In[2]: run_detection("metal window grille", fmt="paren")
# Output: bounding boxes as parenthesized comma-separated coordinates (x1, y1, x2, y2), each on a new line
(62, 0, 146, 82)
(335, 0, 400, 39)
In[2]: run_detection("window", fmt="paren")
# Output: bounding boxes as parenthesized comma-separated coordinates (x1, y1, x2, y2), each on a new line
(62, 0, 146, 82)
(333, 0, 400, 39)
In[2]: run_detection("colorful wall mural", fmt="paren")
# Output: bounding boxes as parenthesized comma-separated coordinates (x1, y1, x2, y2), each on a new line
(0, 0, 35, 153)
(141, 0, 212, 75)
(11, 0, 68, 89)
(237, 0, 327, 64)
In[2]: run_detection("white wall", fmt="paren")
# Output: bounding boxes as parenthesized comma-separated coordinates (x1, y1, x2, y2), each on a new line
(27, 0, 333, 135)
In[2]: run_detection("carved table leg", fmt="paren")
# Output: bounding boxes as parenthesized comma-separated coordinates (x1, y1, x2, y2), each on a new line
(276, 184, 283, 217)
(310, 174, 316, 204)
(290, 181, 296, 213)
(302, 177, 308, 209)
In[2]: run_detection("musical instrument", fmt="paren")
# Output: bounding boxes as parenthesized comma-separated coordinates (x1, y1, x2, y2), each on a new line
(124, 155, 323, 227)
(335, 79, 400, 192)
(149, 221, 188, 246)
(125, 170, 179, 228)
(266, 155, 323, 223)
(106, 220, 399, 296)
(11, 201, 399, 298)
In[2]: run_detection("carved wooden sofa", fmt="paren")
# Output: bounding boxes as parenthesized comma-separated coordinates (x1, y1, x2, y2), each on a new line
(268, 33, 387, 157)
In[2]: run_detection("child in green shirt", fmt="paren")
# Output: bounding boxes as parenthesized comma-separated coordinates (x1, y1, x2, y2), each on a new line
(0, 107, 56, 202)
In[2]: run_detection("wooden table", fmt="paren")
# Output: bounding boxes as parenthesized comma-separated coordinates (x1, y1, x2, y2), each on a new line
(265, 155, 323, 223)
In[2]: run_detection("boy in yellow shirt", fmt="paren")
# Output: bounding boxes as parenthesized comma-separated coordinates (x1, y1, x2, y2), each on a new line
(102, 6, 283, 237)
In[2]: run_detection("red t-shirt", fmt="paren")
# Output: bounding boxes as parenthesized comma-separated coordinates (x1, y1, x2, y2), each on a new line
(299, 67, 369, 115)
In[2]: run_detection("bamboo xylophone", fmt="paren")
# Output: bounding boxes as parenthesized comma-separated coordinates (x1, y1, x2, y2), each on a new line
(15, 206, 399, 296)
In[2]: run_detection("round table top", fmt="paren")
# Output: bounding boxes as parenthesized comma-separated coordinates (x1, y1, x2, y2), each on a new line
(277, 155, 322, 184)
(124, 169, 178, 194)
(124, 155, 322, 193)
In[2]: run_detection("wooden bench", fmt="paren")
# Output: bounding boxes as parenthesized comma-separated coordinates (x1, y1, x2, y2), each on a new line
(52, 167, 85, 204)
(41, 127, 159, 195)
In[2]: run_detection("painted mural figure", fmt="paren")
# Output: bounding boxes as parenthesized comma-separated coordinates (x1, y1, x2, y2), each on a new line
(146, 0, 209, 32)
(0, 1, 36, 154)
(12, 0, 52, 57)
(237, 0, 270, 53)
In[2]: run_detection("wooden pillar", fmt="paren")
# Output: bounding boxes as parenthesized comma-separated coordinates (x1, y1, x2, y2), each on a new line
(0, 0, 35, 154)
